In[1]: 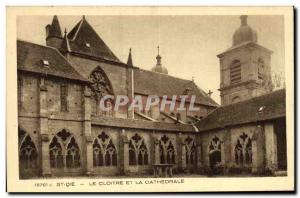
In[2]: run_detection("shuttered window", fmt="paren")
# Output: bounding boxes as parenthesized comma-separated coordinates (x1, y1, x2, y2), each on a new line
(230, 60, 241, 84)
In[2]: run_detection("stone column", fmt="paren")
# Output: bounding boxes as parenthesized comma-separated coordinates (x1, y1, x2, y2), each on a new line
(39, 78, 51, 176)
(196, 143, 202, 172)
(154, 137, 160, 164)
(82, 86, 93, 175)
(223, 128, 231, 167)
(181, 143, 187, 172)
(119, 129, 129, 175)
(264, 123, 278, 169)
(221, 138, 225, 165)
(177, 133, 186, 173)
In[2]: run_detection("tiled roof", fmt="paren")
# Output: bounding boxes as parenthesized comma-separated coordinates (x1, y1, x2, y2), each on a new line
(92, 116, 196, 132)
(47, 15, 62, 38)
(134, 69, 219, 107)
(197, 89, 286, 132)
(17, 40, 88, 83)
(67, 17, 121, 63)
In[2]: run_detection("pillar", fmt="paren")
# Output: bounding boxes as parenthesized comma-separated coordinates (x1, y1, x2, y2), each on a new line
(39, 78, 51, 176)
(154, 137, 160, 164)
(83, 85, 93, 175)
(265, 123, 278, 169)
(221, 140, 225, 165)
(177, 133, 186, 172)
(119, 129, 129, 175)
(195, 134, 202, 171)
(251, 125, 264, 173)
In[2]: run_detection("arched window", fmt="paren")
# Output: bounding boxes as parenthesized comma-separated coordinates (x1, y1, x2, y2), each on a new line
(49, 136, 64, 168)
(66, 137, 81, 168)
(159, 135, 176, 164)
(230, 60, 241, 84)
(88, 67, 114, 116)
(93, 139, 103, 166)
(258, 58, 265, 80)
(208, 135, 222, 169)
(19, 132, 38, 170)
(185, 136, 196, 165)
(92, 132, 117, 167)
(129, 133, 149, 166)
(49, 129, 81, 169)
(234, 132, 252, 166)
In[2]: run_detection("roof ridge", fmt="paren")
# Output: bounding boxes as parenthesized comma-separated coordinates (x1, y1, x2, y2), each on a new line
(72, 18, 84, 40)
(17, 39, 60, 51)
(17, 39, 89, 83)
(136, 67, 192, 83)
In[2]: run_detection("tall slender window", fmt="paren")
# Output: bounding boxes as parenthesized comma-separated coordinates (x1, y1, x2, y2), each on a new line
(258, 58, 265, 80)
(60, 84, 68, 112)
(230, 60, 241, 84)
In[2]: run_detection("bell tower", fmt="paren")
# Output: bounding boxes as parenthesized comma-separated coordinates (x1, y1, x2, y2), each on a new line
(217, 15, 273, 105)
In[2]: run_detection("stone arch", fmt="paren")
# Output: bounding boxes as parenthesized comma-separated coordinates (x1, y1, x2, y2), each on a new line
(49, 129, 81, 169)
(184, 136, 196, 166)
(88, 66, 115, 116)
(208, 135, 222, 169)
(93, 131, 117, 167)
(18, 128, 38, 171)
(159, 135, 176, 164)
(128, 133, 149, 166)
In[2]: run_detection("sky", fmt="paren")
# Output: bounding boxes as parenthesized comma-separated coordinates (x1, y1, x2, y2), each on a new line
(17, 15, 285, 103)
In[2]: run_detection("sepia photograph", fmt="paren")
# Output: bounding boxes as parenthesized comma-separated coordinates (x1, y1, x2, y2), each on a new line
(6, 6, 294, 192)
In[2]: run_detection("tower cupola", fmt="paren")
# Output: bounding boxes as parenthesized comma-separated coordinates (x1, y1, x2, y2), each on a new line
(151, 46, 168, 74)
(232, 15, 258, 46)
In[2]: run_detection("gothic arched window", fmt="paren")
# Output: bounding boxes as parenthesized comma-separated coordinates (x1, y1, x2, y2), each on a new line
(89, 67, 114, 116)
(92, 132, 117, 167)
(66, 137, 81, 168)
(159, 135, 176, 164)
(93, 139, 103, 166)
(49, 136, 64, 168)
(129, 133, 149, 166)
(185, 136, 196, 165)
(208, 135, 222, 169)
(234, 132, 252, 166)
(49, 129, 81, 169)
(19, 133, 38, 170)
(230, 60, 241, 84)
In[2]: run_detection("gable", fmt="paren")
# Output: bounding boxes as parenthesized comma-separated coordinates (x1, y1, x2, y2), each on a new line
(67, 18, 120, 62)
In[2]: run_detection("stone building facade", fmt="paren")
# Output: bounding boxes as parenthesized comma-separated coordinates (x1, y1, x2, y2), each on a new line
(17, 15, 286, 178)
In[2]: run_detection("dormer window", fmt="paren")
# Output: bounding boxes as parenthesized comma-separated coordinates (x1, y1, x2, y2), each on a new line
(42, 60, 49, 67)
(85, 42, 91, 48)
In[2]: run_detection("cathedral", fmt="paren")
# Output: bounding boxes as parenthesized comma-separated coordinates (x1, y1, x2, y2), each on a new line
(17, 15, 286, 178)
